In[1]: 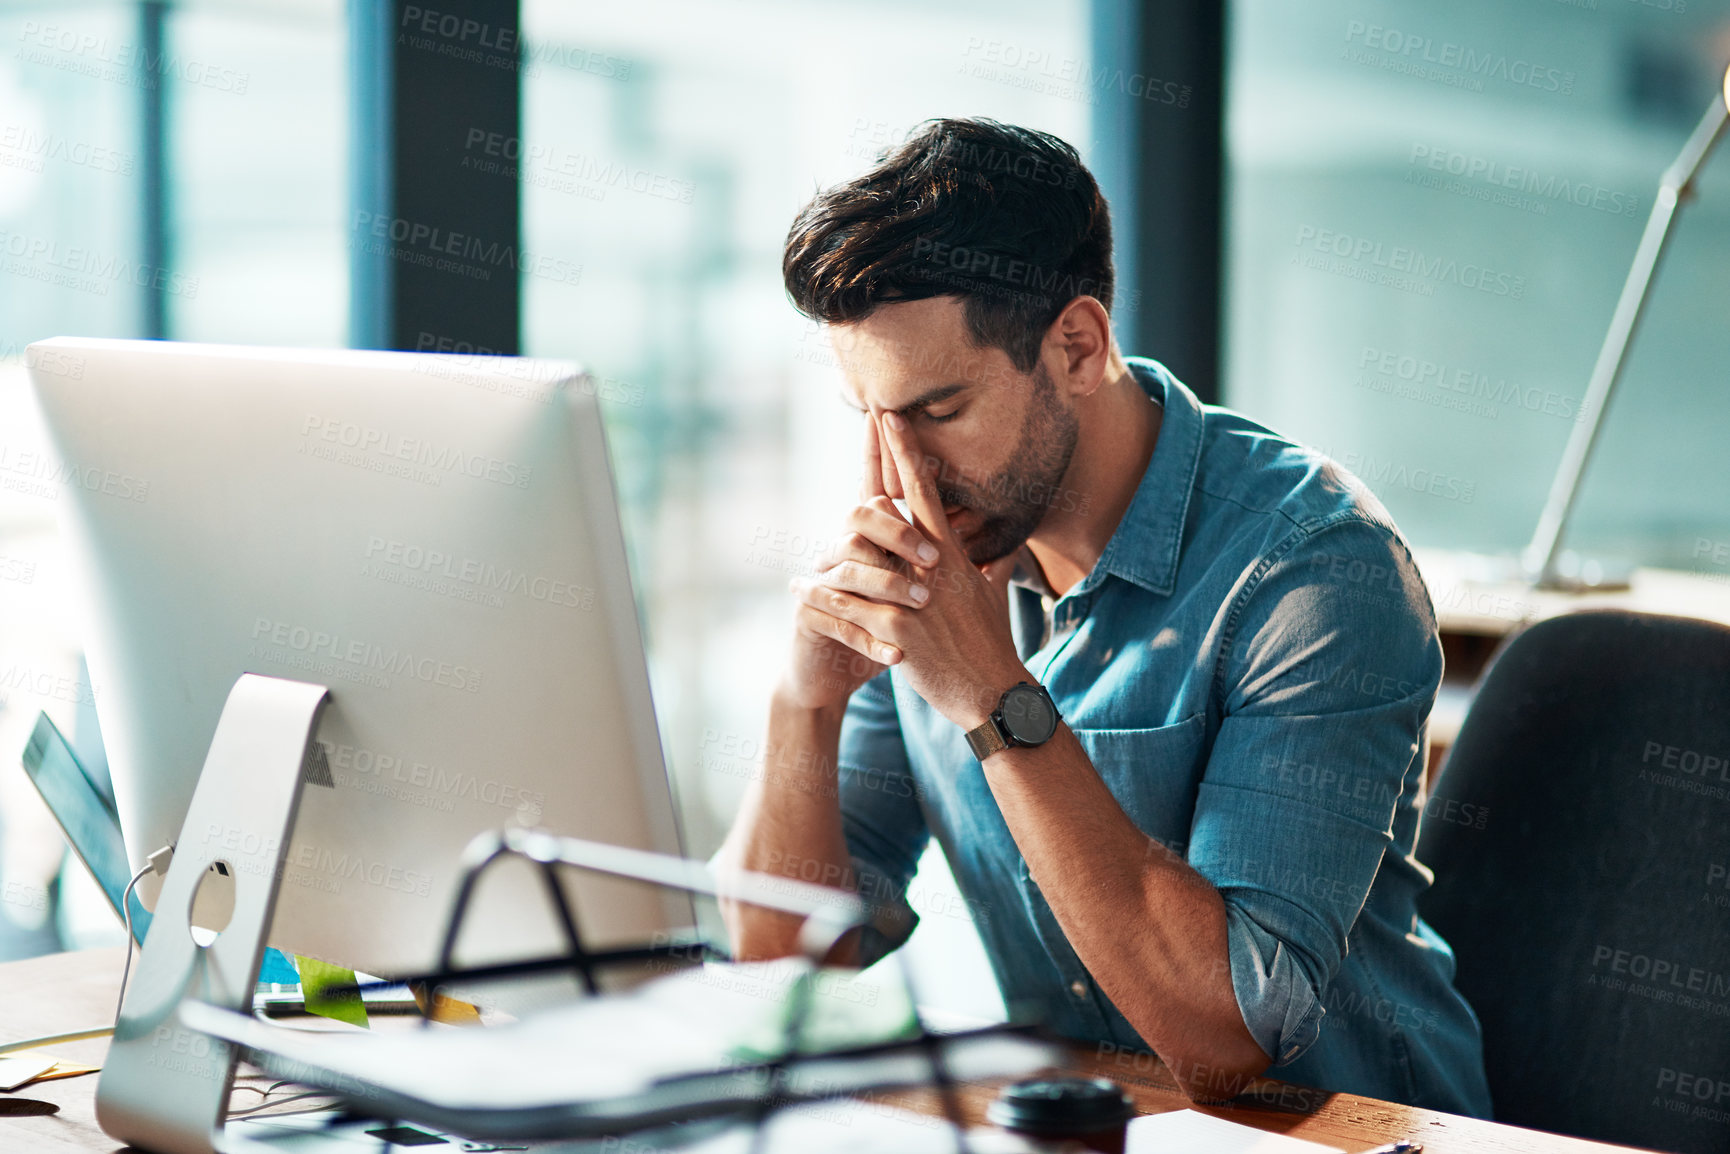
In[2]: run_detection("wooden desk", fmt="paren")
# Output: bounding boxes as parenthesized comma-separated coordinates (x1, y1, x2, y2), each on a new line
(882, 1059, 1653, 1153)
(0, 946, 125, 1153)
(1414, 548, 1730, 642)
(1413, 548, 1730, 779)
(0, 947, 1650, 1153)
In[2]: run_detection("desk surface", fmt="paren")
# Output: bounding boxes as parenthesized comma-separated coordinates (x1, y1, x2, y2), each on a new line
(0, 947, 1650, 1153)
(1413, 547, 1730, 638)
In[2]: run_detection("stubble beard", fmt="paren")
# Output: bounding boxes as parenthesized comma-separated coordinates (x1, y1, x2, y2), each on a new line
(939, 364, 1080, 566)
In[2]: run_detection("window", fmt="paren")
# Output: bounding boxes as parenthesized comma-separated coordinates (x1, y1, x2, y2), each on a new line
(0, 0, 346, 958)
(169, 0, 347, 346)
(1226, 0, 1730, 571)
(521, 0, 1092, 1018)
(520, 0, 1091, 854)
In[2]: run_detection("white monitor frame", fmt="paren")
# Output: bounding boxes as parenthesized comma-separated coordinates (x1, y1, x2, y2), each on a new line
(27, 337, 689, 979)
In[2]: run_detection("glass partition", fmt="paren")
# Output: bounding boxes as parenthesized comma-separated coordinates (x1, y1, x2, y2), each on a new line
(521, 0, 1094, 1019)
(0, 0, 346, 959)
(1226, 0, 1730, 571)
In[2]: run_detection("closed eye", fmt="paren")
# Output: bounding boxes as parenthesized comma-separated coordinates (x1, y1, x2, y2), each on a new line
(922, 406, 962, 423)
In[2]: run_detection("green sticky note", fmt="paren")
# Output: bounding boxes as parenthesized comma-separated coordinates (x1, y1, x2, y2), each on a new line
(293, 955, 370, 1029)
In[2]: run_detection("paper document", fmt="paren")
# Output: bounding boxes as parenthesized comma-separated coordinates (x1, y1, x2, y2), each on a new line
(1128, 1109, 1346, 1154)
(185, 958, 1056, 1142)
(0, 1053, 57, 1092)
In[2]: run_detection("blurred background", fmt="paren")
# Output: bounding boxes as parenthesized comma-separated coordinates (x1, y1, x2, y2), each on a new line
(0, 0, 1727, 1022)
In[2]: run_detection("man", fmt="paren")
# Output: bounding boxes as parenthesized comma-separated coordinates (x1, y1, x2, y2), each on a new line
(717, 118, 1492, 1116)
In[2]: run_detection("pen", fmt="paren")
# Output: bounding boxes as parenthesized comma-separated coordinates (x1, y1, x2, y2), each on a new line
(1362, 1143, 1422, 1154)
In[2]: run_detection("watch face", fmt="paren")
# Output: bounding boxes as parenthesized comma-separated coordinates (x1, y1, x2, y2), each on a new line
(1000, 684, 1058, 746)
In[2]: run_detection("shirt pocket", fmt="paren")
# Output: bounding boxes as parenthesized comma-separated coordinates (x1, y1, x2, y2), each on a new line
(1066, 713, 1209, 852)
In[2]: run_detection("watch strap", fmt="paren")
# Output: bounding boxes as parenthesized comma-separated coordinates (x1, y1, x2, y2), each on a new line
(965, 715, 1010, 762)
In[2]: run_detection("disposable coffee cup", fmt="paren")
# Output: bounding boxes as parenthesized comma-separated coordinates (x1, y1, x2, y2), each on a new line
(986, 1076, 1136, 1154)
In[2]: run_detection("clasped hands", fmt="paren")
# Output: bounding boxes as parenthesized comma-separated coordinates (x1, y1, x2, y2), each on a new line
(779, 410, 1028, 731)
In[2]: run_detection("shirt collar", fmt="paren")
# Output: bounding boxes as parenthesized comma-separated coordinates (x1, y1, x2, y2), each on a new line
(1087, 358, 1205, 597)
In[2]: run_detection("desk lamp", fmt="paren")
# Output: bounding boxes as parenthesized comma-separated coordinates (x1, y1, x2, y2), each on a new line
(1522, 62, 1730, 590)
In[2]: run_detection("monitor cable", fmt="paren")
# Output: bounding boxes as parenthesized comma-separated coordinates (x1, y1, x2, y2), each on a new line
(0, 844, 173, 1059)
(114, 848, 169, 1023)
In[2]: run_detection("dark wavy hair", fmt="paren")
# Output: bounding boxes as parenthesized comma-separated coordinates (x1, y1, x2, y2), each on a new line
(782, 118, 1114, 373)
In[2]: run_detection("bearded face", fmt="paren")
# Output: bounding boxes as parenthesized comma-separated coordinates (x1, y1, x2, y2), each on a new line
(828, 297, 1082, 566)
(929, 363, 1079, 565)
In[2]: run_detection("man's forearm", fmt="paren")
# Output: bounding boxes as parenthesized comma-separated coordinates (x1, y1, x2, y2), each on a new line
(715, 691, 859, 963)
(981, 723, 1271, 1099)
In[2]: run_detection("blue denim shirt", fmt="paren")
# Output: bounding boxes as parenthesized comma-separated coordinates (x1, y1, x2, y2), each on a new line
(837, 359, 1492, 1117)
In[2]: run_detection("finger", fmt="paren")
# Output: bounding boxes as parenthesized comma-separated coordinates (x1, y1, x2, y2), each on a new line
(792, 586, 901, 665)
(817, 560, 930, 609)
(791, 577, 903, 641)
(817, 531, 894, 574)
(876, 413, 905, 501)
(881, 411, 951, 551)
(979, 553, 1019, 615)
(794, 604, 896, 668)
(818, 531, 916, 582)
(842, 500, 940, 569)
(980, 553, 1018, 588)
(860, 413, 886, 501)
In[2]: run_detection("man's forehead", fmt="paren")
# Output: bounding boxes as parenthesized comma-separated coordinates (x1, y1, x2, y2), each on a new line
(831, 339, 967, 409)
(823, 299, 1006, 407)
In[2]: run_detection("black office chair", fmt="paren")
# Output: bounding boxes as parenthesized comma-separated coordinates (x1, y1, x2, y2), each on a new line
(1418, 609, 1730, 1154)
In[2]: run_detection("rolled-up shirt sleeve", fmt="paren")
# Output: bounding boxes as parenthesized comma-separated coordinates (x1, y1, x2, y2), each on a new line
(836, 671, 929, 966)
(1188, 516, 1442, 1066)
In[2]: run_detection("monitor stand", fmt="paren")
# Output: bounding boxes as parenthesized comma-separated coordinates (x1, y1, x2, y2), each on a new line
(94, 673, 330, 1154)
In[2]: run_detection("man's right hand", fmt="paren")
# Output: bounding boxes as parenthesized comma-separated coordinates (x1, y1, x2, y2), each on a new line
(777, 414, 941, 713)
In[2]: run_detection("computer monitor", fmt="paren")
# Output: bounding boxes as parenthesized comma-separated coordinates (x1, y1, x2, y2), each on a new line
(25, 337, 690, 980)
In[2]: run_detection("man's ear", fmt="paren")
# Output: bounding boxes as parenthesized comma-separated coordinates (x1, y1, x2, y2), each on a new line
(1045, 295, 1114, 398)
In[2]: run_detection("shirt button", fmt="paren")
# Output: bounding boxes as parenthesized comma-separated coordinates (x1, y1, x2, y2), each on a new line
(1069, 980, 1088, 998)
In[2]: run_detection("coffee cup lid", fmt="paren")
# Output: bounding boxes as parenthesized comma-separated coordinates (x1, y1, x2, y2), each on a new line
(986, 1076, 1136, 1134)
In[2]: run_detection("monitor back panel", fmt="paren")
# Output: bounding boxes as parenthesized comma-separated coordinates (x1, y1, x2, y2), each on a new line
(28, 338, 688, 977)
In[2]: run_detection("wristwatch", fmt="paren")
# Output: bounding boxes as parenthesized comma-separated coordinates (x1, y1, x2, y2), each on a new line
(965, 681, 1061, 761)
